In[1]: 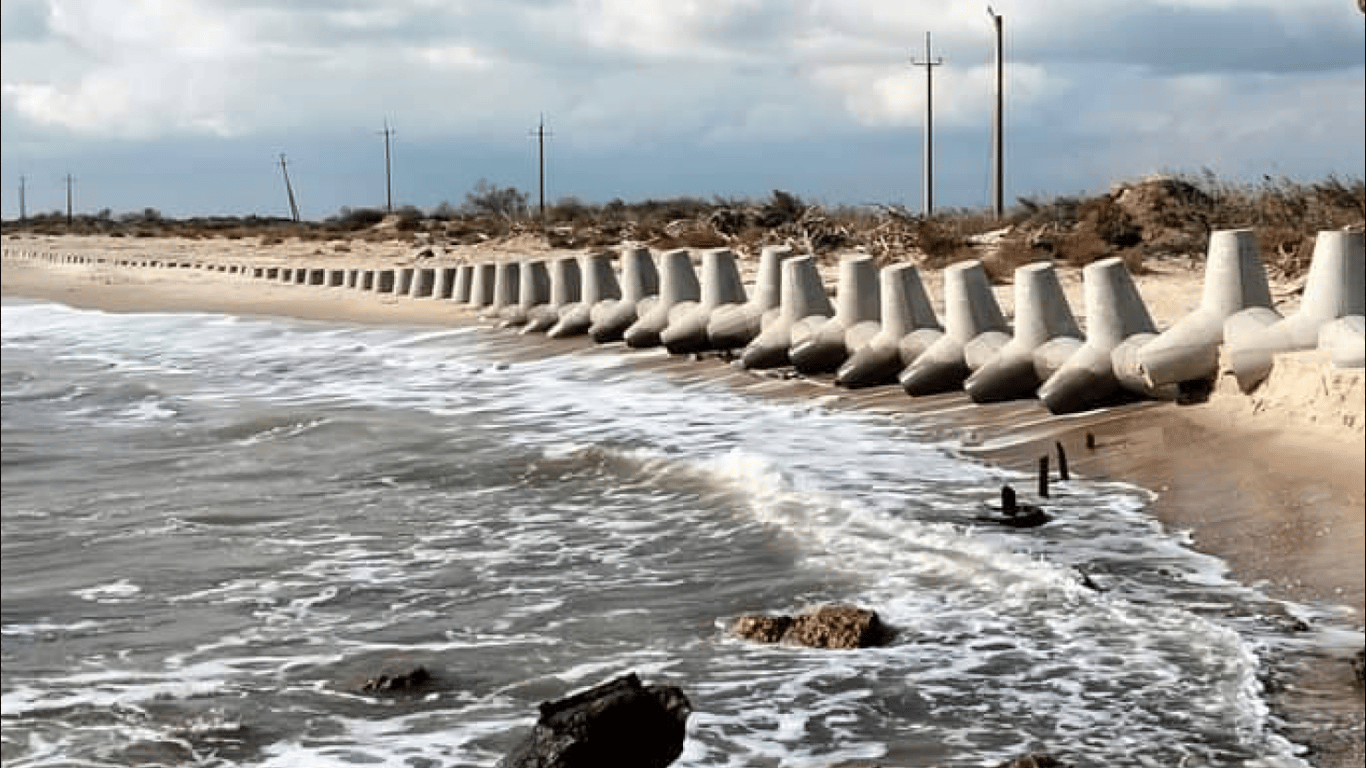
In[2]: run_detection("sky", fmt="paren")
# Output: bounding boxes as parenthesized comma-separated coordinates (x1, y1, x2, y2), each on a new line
(1, 0, 1363, 221)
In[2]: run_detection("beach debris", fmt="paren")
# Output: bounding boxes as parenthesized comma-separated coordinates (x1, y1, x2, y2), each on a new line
(994, 754, 1072, 768)
(497, 672, 690, 768)
(733, 605, 893, 649)
(978, 485, 1052, 529)
(357, 665, 435, 696)
(1075, 566, 1105, 592)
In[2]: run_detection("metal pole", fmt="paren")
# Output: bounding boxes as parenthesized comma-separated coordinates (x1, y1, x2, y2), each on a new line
(380, 119, 394, 213)
(911, 32, 942, 216)
(19, 175, 26, 223)
(66, 173, 73, 226)
(989, 7, 1005, 219)
(280, 153, 300, 222)
(538, 114, 546, 227)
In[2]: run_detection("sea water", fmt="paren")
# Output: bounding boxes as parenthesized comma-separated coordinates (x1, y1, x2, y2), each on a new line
(0, 297, 1352, 767)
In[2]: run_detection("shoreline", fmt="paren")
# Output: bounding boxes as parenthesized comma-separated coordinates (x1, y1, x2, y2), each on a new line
(4, 238, 1363, 766)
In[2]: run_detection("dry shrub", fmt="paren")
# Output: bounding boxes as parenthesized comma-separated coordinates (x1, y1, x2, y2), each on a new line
(1054, 228, 1113, 267)
(982, 235, 1046, 282)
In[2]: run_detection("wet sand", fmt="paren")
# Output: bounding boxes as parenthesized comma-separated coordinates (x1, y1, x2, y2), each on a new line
(4, 237, 1362, 766)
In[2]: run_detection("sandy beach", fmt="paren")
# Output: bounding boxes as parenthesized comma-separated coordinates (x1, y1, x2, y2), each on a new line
(4, 232, 1363, 766)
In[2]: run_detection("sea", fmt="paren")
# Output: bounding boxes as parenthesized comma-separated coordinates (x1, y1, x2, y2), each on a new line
(1, 295, 1360, 768)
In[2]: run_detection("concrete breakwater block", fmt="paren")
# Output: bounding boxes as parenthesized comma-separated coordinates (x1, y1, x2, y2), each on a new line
(1318, 314, 1365, 368)
(590, 246, 659, 343)
(501, 260, 550, 327)
(837, 263, 942, 388)
(661, 248, 748, 354)
(1038, 257, 1165, 414)
(1223, 230, 1365, 391)
(394, 267, 414, 295)
(550, 252, 620, 338)
(468, 262, 497, 308)
(624, 249, 700, 348)
(452, 264, 473, 304)
(899, 260, 1008, 396)
(409, 267, 435, 297)
(965, 262, 1082, 403)
(484, 261, 522, 319)
(375, 269, 396, 293)
(708, 245, 797, 351)
(741, 255, 834, 369)
(523, 257, 582, 334)
(1135, 229, 1272, 388)
(791, 254, 881, 374)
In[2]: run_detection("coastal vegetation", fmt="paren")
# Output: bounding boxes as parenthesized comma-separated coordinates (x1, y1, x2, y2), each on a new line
(4, 171, 1362, 284)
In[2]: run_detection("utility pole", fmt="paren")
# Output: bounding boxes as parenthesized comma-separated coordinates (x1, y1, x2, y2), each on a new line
(988, 7, 1005, 219)
(528, 114, 554, 232)
(378, 119, 395, 213)
(911, 32, 943, 216)
(65, 173, 74, 226)
(279, 153, 300, 222)
(19, 175, 26, 223)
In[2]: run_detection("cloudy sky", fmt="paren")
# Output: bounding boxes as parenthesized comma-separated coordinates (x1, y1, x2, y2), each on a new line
(2, 0, 1363, 220)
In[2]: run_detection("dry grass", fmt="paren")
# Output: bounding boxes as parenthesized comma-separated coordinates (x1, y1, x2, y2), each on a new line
(3, 171, 1361, 281)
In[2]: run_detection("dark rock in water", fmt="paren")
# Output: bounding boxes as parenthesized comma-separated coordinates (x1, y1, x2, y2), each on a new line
(1354, 649, 1364, 690)
(733, 614, 793, 643)
(498, 673, 691, 768)
(358, 666, 435, 696)
(977, 485, 1052, 529)
(734, 605, 892, 650)
(995, 754, 1072, 768)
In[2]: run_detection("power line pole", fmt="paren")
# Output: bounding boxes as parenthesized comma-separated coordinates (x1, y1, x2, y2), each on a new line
(19, 175, 26, 223)
(378, 119, 395, 213)
(911, 32, 943, 216)
(988, 7, 1005, 219)
(279, 153, 300, 222)
(66, 173, 74, 226)
(528, 114, 554, 232)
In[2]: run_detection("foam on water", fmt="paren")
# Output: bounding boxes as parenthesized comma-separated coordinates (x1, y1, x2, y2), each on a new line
(2, 298, 1353, 767)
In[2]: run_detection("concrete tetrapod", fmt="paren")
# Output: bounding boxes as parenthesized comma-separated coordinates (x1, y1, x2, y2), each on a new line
(468, 262, 496, 309)
(500, 260, 551, 327)
(452, 264, 473, 304)
(964, 262, 1082, 403)
(549, 253, 621, 338)
(1037, 257, 1165, 414)
(1134, 229, 1273, 388)
(624, 249, 701, 348)
(707, 245, 797, 350)
(1318, 315, 1365, 368)
(661, 248, 748, 354)
(590, 247, 660, 343)
(790, 254, 881, 374)
(485, 261, 523, 319)
(1222, 230, 1365, 391)
(523, 257, 582, 334)
(899, 260, 1010, 396)
(741, 255, 834, 369)
(836, 263, 942, 388)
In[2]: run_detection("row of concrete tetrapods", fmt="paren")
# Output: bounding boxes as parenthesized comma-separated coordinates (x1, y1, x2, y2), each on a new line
(6, 228, 1363, 414)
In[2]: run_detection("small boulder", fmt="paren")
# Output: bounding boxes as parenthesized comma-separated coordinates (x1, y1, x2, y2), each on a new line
(498, 673, 690, 768)
(357, 666, 435, 696)
(733, 605, 892, 650)
(733, 614, 792, 644)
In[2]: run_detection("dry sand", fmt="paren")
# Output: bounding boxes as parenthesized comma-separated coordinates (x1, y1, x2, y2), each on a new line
(4, 233, 1363, 766)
